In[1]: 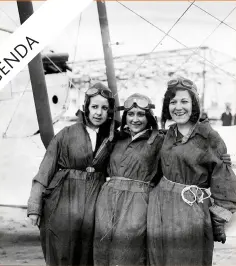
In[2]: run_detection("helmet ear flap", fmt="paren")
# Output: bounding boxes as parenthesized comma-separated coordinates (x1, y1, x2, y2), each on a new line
(83, 95, 90, 119)
(121, 110, 128, 131)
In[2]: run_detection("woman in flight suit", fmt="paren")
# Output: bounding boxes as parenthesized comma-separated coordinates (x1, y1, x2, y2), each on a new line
(147, 77, 236, 266)
(94, 93, 164, 266)
(27, 83, 116, 266)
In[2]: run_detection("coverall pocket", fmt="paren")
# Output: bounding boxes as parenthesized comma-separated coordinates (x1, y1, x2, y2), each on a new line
(42, 172, 68, 223)
(43, 171, 67, 199)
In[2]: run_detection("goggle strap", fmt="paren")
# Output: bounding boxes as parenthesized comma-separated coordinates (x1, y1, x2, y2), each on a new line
(116, 106, 125, 111)
(116, 104, 155, 111)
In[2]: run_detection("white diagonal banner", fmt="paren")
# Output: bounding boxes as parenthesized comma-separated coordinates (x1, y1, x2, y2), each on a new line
(0, 0, 93, 90)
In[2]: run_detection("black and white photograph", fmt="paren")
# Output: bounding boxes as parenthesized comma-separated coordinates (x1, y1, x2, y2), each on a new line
(0, 1, 236, 265)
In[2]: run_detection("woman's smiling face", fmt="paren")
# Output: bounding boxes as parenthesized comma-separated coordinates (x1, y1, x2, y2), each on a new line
(126, 107, 148, 136)
(169, 90, 192, 125)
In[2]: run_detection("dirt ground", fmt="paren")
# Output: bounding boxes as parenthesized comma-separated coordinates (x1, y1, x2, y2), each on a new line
(0, 207, 236, 266)
(0, 207, 44, 266)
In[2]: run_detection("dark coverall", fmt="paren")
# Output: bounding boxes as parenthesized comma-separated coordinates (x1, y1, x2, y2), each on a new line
(148, 121, 236, 266)
(94, 129, 164, 266)
(27, 111, 114, 266)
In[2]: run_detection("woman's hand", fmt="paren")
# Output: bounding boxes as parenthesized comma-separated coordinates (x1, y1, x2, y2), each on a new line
(211, 213, 226, 244)
(213, 224, 226, 244)
(28, 214, 41, 226)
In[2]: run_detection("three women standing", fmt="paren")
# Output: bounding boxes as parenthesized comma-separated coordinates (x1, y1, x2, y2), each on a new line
(27, 78, 236, 266)
(147, 77, 236, 266)
(27, 83, 116, 266)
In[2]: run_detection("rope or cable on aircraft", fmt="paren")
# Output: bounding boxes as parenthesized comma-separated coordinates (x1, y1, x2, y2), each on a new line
(115, 1, 236, 88)
(116, 1, 191, 49)
(0, 204, 27, 209)
(171, 6, 236, 77)
(0, 26, 13, 34)
(2, 79, 30, 138)
(114, 1, 196, 96)
(189, 1, 236, 33)
(72, 13, 82, 70)
(0, 6, 18, 28)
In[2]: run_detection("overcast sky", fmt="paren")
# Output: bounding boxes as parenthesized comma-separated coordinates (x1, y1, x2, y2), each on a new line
(0, 1, 236, 62)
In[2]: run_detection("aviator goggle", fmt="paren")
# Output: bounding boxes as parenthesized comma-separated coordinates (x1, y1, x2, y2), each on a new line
(167, 78, 196, 91)
(86, 87, 113, 99)
(117, 97, 155, 111)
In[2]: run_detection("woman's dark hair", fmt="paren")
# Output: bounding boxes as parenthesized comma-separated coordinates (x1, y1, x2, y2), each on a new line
(121, 108, 158, 131)
(161, 87, 200, 127)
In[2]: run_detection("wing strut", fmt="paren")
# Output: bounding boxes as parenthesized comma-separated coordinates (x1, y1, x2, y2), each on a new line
(97, 0, 120, 121)
(17, 1, 54, 148)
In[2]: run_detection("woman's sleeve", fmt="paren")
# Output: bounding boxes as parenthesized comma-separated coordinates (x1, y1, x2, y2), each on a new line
(208, 129, 236, 223)
(27, 129, 64, 216)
